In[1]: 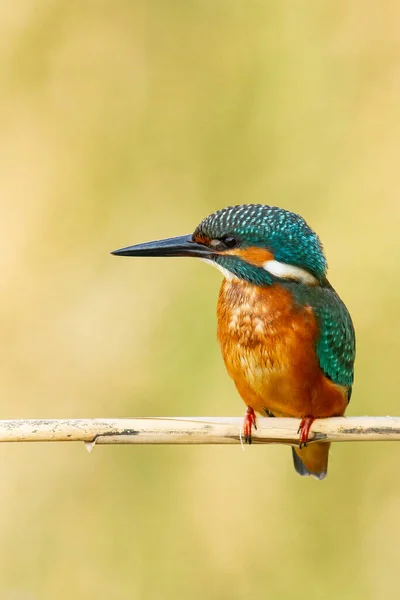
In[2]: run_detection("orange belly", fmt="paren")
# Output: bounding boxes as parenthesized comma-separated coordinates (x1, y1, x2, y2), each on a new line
(217, 279, 348, 418)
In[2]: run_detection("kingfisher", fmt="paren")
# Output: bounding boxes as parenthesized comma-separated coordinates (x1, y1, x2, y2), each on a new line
(112, 205, 355, 479)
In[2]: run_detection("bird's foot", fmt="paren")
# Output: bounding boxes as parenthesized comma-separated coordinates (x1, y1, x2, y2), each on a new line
(243, 407, 257, 444)
(298, 417, 315, 449)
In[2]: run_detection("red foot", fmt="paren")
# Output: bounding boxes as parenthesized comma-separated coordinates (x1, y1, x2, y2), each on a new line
(298, 417, 315, 448)
(243, 407, 257, 444)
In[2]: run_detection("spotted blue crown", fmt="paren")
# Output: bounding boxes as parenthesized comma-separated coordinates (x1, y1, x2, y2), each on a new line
(194, 204, 327, 283)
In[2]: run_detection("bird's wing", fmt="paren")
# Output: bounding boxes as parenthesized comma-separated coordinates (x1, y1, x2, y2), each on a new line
(313, 287, 356, 399)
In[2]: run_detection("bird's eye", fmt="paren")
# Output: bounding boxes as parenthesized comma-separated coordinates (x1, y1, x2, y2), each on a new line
(220, 235, 239, 249)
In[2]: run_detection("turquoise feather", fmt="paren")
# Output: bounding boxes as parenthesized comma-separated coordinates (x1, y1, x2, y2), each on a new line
(289, 282, 356, 395)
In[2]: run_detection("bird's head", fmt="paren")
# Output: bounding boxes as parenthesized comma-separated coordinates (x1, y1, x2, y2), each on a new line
(112, 205, 327, 287)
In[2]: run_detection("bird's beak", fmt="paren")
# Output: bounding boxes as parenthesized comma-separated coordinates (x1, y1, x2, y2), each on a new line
(111, 234, 213, 259)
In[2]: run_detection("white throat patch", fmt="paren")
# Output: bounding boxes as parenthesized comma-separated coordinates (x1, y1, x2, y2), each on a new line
(201, 258, 319, 285)
(263, 260, 319, 285)
(201, 259, 236, 281)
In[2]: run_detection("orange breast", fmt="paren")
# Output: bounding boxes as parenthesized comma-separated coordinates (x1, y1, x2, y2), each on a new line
(217, 279, 348, 418)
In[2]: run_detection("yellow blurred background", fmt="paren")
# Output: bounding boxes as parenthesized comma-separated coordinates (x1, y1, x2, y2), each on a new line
(1, 1, 400, 598)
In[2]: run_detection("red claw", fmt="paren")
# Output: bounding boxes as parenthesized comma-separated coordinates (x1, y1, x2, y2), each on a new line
(243, 406, 257, 444)
(298, 417, 315, 448)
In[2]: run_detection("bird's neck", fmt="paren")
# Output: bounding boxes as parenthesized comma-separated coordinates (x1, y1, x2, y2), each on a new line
(217, 278, 296, 330)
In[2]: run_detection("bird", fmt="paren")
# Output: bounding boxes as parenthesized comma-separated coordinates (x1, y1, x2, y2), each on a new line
(111, 204, 355, 479)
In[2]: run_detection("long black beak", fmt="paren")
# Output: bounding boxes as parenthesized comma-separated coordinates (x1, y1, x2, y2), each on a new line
(111, 234, 213, 258)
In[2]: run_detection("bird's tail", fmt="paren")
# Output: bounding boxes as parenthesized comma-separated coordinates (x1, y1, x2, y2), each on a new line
(291, 442, 330, 480)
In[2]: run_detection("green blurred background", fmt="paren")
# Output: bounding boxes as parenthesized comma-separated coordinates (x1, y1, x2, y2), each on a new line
(1, 1, 400, 598)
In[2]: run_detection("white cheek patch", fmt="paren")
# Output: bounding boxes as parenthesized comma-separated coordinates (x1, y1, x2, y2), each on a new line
(201, 259, 236, 281)
(263, 259, 319, 285)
